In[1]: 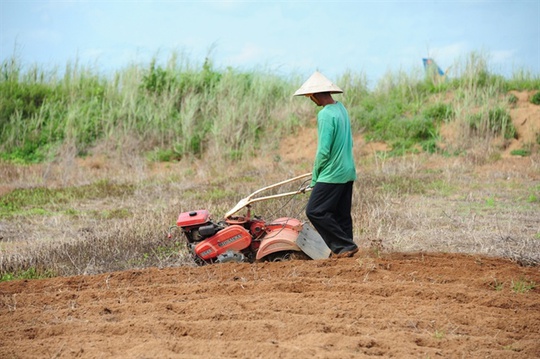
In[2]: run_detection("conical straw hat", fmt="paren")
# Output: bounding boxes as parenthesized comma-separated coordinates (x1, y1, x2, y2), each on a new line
(293, 71, 343, 96)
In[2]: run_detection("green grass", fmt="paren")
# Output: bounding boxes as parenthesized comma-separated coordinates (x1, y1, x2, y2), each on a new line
(0, 180, 134, 217)
(426, 179, 456, 197)
(468, 107, 516, 140)
(511, 278, 537, 293)
(484, 196, 496, 208)
(1, 53, 307, 163)
(510, 149, 531, 157)
(1, 51, 539, 164)
(489, 279, 505, 291)
(0, 267, 55, 282)
(530, 91, 540, 105)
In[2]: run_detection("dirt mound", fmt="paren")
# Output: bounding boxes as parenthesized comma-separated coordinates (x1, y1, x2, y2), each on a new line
(1, 252, 539, 358)
(508, 91, 540, 145)
(280, 91, 539, 164)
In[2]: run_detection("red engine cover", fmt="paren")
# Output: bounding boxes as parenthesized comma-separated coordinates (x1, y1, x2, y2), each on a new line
(177, 210, 210, 227)
(194, 225, 252, 260)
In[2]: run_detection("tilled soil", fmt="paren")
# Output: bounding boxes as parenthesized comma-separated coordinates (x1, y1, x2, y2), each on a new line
(1, 252, 539, 358)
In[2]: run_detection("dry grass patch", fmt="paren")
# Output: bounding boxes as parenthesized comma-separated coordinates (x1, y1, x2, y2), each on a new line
(1, 151, 539, 279)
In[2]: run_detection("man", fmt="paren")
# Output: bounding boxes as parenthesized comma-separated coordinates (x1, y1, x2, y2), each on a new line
(294, 71, 358, 258)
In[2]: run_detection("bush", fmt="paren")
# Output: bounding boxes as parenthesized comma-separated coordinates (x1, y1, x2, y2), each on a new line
(507, 93, 518, 106)
(531, 91, 540, 105)
(423, 103, 454, 123)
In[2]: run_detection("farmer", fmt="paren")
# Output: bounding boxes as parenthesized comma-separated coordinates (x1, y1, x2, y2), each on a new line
(294, 71, 359, 258)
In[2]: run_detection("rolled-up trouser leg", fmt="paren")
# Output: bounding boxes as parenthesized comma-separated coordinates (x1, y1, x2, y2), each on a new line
(306, 181, 357, 254)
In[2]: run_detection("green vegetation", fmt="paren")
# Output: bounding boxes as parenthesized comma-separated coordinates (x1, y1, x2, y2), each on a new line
(1, 53, 307, 163)
(0, 180, 134, 217)
(0, 267, 55, 282)
(510, 149, 531, 157)
(489, 279, 505, 291)
(531, 91, 540, 105)
(468, 107, 516, 140)
(511, 278, 537, 293)
(2, 51, 539, 164)
(489, 277, 538, 293)
(433, 329, 446, 340)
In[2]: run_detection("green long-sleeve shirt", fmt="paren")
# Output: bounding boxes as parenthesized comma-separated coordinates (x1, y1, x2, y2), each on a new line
(311, 101, 357, 187)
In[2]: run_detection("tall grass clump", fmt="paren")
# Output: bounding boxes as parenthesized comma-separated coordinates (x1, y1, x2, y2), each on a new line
(468, 106, 516, 140)
(1, 59, 64, 162)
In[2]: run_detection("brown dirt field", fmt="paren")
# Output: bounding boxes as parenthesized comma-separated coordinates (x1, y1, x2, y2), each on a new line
(1, 252, 539, 358)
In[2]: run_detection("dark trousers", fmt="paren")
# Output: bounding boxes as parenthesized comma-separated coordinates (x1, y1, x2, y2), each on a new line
(306, 181, 357, 254)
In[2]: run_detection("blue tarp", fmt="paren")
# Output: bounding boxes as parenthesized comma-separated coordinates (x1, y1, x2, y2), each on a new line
(422, 58, 445, 76)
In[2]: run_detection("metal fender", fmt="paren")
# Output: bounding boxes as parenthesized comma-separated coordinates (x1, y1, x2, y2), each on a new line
(256, 218, 303, 260)
(194, 225, 252, 261)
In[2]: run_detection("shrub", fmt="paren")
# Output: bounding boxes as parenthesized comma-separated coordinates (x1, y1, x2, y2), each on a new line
(507, 93, 518, 106)
(423, 103, 454, 123)
(531, 91, 540, 105)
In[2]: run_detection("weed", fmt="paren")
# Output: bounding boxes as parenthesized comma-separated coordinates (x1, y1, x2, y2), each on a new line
(427, 179, 455, 197)
(1, 54, 304, 164)
(484, 196, 496, 207)
(489, 279, 504, 291)
(502, 344, 521, 352)
(433, 329, 445, 339)
(506, 69, 540, 90)
(369, 238, 385, 257)
(510, 149, 530, 157)
(1, 267, 55, 282)
(526, 194, 538, 203)
(507, 93, 518, 106)
(146, 148, 182, 162)
(511, 278, 536, 293)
